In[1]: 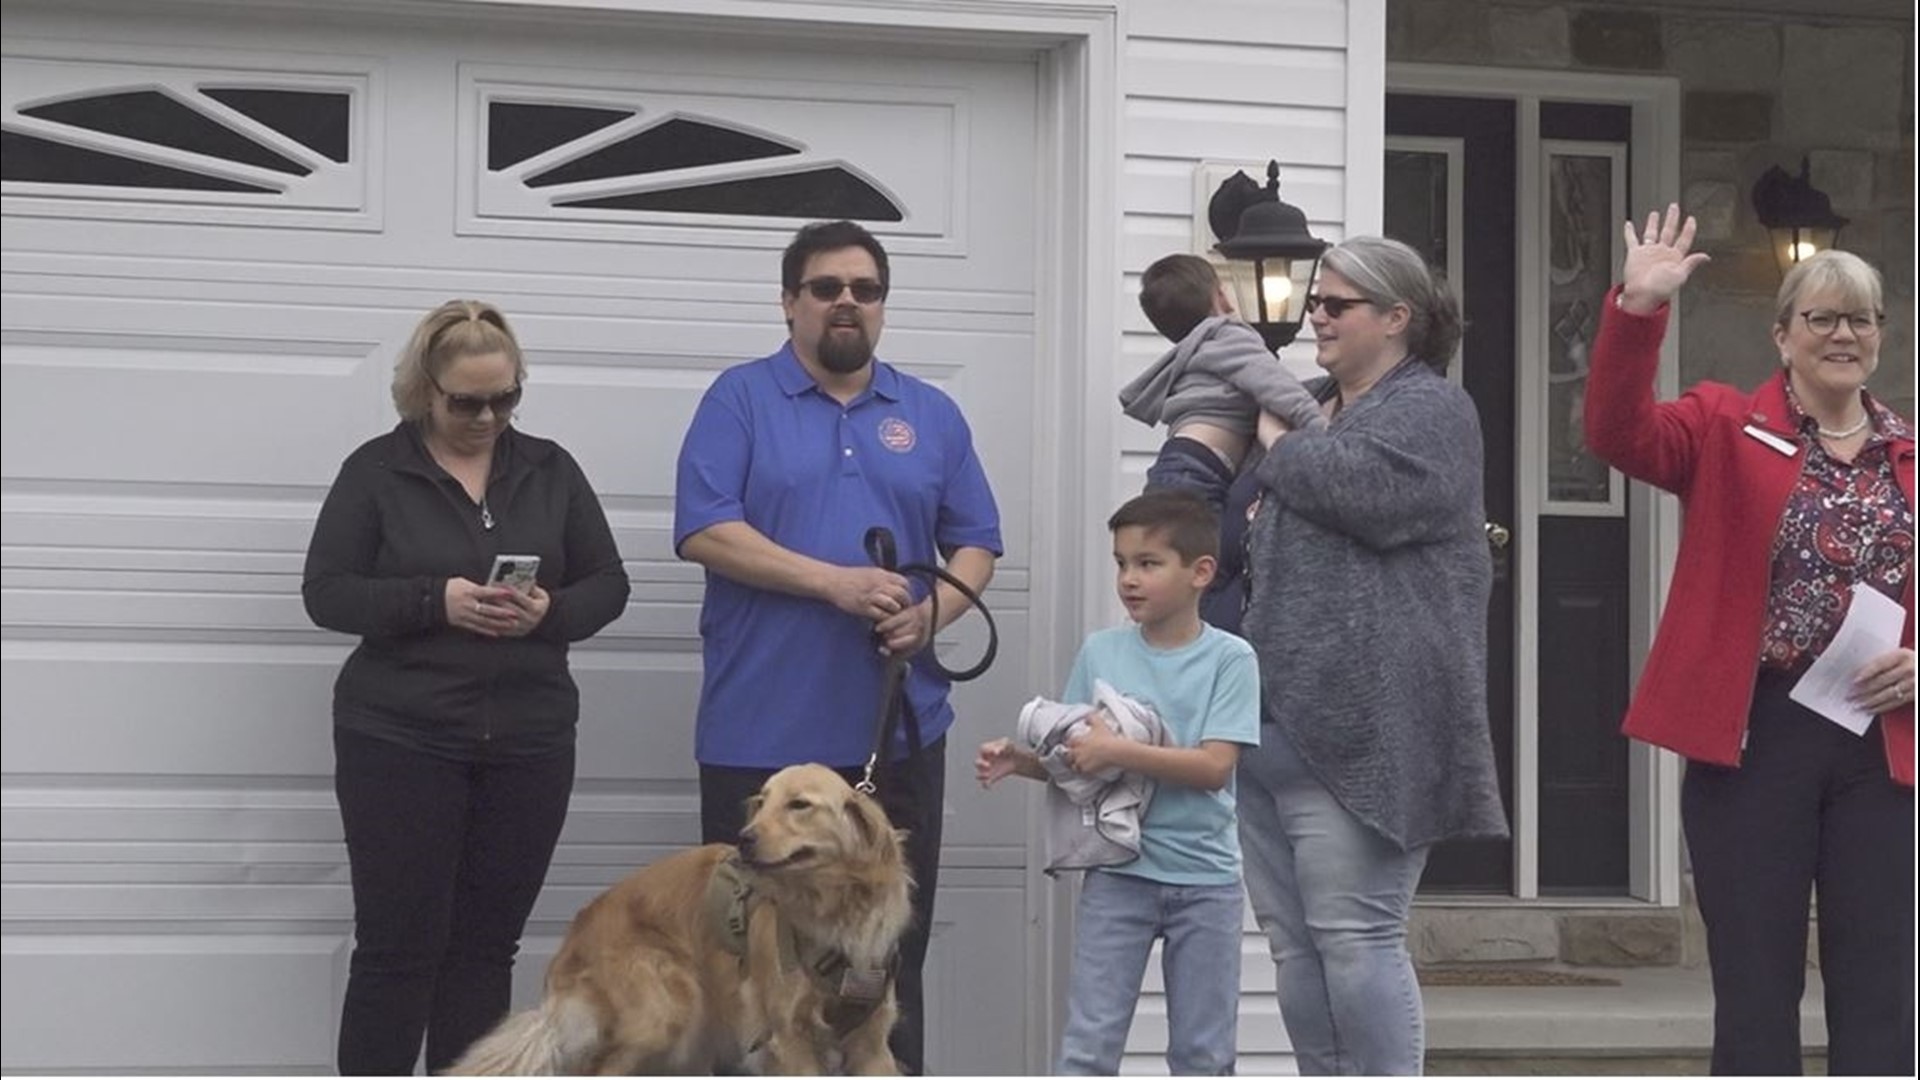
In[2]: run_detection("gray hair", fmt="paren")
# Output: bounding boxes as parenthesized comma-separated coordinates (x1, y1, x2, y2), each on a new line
(1320, 236, 1463, 372)
(1774, 249, 1883, 328)
(391, 300, 527, 421)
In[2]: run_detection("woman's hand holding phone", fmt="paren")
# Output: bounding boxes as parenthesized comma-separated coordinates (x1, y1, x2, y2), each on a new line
(445, 577, 520, 638)
(490, 584, 551, 638)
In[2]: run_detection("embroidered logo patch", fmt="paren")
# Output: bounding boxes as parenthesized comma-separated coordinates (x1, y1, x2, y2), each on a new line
(878, 417, 917, 453)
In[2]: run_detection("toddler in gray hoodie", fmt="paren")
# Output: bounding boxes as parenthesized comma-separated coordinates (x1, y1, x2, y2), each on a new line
(1120, 253, 1326, 512)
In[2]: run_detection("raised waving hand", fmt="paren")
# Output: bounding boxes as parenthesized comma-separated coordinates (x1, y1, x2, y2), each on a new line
(1618, 203, 1711, 315)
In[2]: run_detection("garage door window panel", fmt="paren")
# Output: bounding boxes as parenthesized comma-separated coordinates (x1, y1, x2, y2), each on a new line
(2, 51, 374, 226)
(464, 67, 955, 246)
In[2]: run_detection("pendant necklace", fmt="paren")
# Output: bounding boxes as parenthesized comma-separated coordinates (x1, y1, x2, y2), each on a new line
(480, 497, 495, 531)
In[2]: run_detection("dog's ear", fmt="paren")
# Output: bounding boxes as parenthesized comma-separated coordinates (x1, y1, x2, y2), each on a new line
(843, 792, 895, 856)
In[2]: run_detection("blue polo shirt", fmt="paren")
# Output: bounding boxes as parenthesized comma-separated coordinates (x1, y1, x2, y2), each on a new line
(674, 343, 1003, 768)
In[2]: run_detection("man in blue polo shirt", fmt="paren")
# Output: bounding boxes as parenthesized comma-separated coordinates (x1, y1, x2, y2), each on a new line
(673, 219, 1001, 1074)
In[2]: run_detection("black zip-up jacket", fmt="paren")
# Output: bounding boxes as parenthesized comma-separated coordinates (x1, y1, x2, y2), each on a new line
(303, 422, 630, 758)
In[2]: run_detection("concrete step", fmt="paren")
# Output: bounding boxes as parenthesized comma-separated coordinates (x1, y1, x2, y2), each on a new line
(1411, 903, 1689, 967)
(1130, 964, 1827, 1075)
(1424, 964, 1828, 1075)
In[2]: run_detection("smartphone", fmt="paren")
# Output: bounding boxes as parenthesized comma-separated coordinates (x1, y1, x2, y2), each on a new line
(487, 554, 540, 594)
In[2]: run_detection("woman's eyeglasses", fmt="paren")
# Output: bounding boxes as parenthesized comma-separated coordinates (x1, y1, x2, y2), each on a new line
(429, 373, 522, 418)
(1799, 309, 1885, 338)
(1304, 294, 1375, 318)
(799, 276, 886, 304)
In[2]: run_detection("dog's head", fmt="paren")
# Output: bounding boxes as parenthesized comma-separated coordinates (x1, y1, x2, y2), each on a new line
(737, 764, 902, 876)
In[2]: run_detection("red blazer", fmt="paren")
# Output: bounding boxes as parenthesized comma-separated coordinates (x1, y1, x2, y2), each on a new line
(1584, 288, 1916, 785)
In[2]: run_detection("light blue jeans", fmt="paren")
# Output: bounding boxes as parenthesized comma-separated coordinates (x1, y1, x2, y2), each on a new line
(1236, 726, 1430, 1075)
(1057, 869, 1244, 1076)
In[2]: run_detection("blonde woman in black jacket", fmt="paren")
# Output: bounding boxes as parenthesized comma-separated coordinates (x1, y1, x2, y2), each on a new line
(303, 300, 629, 1075)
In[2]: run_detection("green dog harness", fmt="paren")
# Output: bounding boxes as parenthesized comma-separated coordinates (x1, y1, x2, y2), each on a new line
(704, 852, 899, 1038)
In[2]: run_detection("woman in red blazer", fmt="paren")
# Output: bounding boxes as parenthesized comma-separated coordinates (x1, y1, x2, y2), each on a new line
(1585, 205, 1915, 1076)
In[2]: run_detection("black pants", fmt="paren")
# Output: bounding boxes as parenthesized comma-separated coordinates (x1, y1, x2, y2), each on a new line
(1683, 672, 1915, 1075)
(700, 737, 947, 1076)
(333, 727, 574, 1075)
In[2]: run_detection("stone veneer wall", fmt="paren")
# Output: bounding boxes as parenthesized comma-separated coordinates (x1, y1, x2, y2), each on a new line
(1387, 1, 1916, 419)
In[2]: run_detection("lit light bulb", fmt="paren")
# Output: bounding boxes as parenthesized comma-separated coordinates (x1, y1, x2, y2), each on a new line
(1790, 241, 1819, 262)
(1263, 274, 1291, 319)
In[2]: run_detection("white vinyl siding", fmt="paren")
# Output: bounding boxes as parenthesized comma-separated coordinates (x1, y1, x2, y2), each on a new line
(1112, 1, 1382, 1072)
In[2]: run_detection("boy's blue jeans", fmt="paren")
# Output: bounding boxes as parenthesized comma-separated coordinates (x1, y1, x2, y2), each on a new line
(1057, 869, 1243, 1075)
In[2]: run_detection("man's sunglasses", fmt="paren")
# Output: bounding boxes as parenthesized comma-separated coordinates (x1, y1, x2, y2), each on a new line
(430, 374, 522, 418)
(1304, 294, 1375, 318)
(798, 276, 886, 304)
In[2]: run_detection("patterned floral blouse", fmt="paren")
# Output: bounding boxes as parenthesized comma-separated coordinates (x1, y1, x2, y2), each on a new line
(1760, 385, 1916, 671)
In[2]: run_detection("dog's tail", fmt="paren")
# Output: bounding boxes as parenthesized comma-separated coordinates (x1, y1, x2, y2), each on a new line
(443, 997, 598, 1076)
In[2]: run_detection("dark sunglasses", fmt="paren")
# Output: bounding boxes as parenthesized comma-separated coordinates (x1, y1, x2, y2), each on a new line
(1304, 294, 1374, 318)
(430, 374, 522, 418)
(798, 276, 886, 304)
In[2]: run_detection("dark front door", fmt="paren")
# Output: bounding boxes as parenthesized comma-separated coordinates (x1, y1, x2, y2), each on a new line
(1384, 94, 1516, 893)
(1384, 93, 1634, 895)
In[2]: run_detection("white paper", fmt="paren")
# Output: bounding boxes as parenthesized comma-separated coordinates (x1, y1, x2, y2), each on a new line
(1789, 584, 1907, 735)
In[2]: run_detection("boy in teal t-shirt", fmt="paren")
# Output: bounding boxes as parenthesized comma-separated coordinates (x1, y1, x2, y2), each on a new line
(977, 490, 1261, 1074)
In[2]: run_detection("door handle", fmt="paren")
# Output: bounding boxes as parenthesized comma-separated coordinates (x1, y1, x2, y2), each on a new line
(1485, 521, 1511, 550)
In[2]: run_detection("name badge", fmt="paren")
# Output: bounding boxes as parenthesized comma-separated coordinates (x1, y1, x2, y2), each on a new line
(1743, 425, 1798, 457)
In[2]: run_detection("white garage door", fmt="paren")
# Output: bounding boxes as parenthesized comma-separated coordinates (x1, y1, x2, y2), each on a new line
(1, 1, 1041, 1072)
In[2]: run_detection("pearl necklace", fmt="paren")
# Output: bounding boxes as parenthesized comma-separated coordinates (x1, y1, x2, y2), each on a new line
(1816, 414, 1872, 440)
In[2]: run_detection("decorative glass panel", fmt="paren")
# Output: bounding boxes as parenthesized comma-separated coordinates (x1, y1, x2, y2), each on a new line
(0, 129, 276, 192)
(20, 90, 311, 175)
(1543, 144, 1625, 514)
(557, 165, 902, 221)
(1385, 149, 1450, 270)
(1382, 137, 1464, 380)
(201, 87, 352, 163)
(524, 115, 795, 186)
(487, 102, 632, 171)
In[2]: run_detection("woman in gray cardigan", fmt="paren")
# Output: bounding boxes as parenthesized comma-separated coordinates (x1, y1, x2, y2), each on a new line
(1236, 236, 1508, 1075)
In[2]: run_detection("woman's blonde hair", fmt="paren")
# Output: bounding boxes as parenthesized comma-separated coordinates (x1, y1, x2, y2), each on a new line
(1774, 249, 1883, 328)
(391, 300, 526, 421)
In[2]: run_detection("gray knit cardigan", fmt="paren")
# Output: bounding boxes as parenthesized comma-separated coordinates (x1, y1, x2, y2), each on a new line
(1243, 359, 1509, 849)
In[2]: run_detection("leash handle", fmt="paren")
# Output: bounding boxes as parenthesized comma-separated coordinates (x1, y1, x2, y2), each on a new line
(860, 527, 998, 682)
(856, 525, 997, 793)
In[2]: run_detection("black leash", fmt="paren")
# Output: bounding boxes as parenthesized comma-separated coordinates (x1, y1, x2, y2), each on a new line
(855, 526, 998, 794)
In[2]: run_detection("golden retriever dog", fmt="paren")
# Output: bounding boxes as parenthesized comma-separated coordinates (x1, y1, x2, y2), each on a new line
(447, 763, 912, 1075)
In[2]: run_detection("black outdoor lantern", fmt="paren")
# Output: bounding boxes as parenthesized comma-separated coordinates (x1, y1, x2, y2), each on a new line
(1209, 159, 1327, 352)
(1751, 156, 1849, 277)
